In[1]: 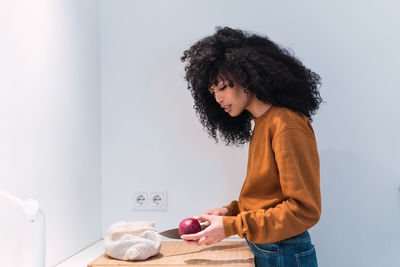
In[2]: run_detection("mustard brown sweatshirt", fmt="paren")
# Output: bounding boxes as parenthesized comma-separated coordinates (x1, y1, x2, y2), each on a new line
(222, 106, 321, 243)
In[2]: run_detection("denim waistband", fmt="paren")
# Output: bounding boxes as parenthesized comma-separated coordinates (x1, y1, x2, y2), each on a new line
(278, 230, 311, 244)
(245, 230, 311, 245)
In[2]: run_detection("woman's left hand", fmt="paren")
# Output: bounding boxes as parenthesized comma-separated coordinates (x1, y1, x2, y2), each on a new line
(181, 214, 226, 246)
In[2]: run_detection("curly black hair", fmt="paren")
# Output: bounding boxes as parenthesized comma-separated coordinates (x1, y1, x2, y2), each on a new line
(181, 26, 322, 146)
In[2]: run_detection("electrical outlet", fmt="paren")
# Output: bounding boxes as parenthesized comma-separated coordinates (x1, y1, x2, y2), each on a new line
(149, 191, 167, 210)
(133, 191, 167, 210)
(133, 192, 148, 209)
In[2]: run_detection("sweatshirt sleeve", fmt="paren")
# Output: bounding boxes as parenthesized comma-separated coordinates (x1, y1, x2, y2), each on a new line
(223, 200, 240, 216)
(222, 129, 321, 243)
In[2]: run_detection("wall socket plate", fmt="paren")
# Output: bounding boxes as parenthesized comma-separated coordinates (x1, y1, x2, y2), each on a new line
(133, 192, 148, 209)
(149, 191, 167, 210)
(133, 191, 167, 210)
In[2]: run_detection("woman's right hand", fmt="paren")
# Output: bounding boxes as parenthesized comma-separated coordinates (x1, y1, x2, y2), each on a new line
(195, 207, 229, 226)
(203, 207, 229, 216)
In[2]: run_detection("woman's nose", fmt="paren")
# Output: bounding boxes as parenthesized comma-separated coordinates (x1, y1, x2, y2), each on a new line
(214, 92, 223, 104)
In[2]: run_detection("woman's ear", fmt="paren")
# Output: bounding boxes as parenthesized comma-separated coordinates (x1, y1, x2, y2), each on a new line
(243, 88, 251, 96)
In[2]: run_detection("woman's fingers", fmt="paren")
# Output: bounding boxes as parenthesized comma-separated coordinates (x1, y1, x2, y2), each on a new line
(182, 232, 212, 246)
(195, 214, 213, 223)
(193, 215, 212, 225)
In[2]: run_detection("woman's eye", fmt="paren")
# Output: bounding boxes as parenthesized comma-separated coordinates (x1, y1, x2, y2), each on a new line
(219, 85, 227, 91)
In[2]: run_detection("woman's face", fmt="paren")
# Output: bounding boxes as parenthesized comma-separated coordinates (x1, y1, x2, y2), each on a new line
(209, 77, 254, 117)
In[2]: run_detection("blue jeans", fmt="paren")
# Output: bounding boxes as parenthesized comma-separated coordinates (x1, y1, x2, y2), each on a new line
(245, 231, 318, 267)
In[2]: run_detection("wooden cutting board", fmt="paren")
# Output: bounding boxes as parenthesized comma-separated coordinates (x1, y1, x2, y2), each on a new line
(87, 240, 254, 266)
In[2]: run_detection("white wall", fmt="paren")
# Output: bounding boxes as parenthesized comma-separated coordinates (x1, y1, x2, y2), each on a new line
(0, 1, 101, 266)
(100, 0, 400, 266)
(100, 0, 249, 235)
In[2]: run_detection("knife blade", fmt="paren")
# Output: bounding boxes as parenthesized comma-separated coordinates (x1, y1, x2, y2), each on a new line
(159, 223, 208, 239)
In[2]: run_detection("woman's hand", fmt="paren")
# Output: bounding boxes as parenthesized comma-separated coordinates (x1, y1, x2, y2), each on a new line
(204, 207, 229, 216)
(197, 207, 229, 226)
(181, 214, 226, 246)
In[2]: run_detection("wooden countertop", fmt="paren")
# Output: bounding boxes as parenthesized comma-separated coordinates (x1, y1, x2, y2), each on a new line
(87, 240, 254, 266)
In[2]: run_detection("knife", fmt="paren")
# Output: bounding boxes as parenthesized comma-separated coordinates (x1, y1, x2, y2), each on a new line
(159, 223, 208, 239)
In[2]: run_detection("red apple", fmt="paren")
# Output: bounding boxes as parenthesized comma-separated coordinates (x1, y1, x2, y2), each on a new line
(179, 218, 201, 236)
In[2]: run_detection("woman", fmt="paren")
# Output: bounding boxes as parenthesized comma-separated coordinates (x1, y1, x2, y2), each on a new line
(180, 26, 322, 267)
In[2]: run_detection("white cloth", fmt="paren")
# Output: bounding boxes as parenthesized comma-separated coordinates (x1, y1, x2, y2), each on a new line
(104, 221, 162, 261)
